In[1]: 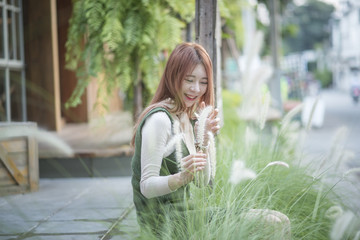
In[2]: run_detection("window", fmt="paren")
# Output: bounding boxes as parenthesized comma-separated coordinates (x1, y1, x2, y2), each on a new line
(0, 0, 25, 122)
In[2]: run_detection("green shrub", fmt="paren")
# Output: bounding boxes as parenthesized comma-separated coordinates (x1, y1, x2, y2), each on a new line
(315, 69, 333, 88)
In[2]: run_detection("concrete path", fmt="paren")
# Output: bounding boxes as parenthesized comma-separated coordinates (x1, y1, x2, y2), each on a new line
(0, 178, 139, 240)
(300, 89, 360, 213)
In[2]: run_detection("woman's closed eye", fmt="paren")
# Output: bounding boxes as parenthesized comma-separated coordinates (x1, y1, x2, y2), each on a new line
(185, 79, 193, 82)
(200, 81, 208, 85)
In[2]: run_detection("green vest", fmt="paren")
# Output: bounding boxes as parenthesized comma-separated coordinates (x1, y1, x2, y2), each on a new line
(131, 107, 190, 230)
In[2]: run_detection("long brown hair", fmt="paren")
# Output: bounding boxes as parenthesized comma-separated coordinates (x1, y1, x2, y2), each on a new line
(131, 42, 214, 146)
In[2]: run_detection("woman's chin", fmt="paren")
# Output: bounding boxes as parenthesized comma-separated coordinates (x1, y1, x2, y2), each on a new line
(185, 102, 196, 108)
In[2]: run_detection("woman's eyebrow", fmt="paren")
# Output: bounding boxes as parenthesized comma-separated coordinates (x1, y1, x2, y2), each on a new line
(185, 75, 208, 80)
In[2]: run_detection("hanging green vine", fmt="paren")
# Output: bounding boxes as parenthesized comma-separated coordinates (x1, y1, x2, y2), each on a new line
(65, 0, 194, 109)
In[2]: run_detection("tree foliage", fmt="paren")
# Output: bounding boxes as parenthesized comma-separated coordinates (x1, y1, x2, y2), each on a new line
(220, 0, 245, 49)
(282, 0, 335, 54)
(65, 0, 194, 108)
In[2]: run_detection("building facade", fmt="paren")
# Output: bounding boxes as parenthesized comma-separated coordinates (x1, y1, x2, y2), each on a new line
(331, 0, 360, 91)
(0, 0, 122, 131)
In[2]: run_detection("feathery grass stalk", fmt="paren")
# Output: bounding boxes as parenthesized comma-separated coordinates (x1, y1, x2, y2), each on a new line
(245, 126, 257, 154)
(330, 210, 355, 240)
(173, 120, 183, 170)
(196, 106, 213, 148)
(265, 161, 289, 169)
(305, 97, 319, 131)
(208, 131, 216, 178)
(164, 134, 182, 156)
(279, 103, 303, 136)
(318, 126, 348, 171)
(332, 126, 348, 170)
(258, 91, 271, 130)
(229, 160, 257, 185)
(325, 205, 343, 220)
(343, 167, 360, 178)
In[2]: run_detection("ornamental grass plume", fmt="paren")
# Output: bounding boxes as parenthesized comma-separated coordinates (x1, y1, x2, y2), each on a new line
(343, 167, 360, 178)
(305, 96, 320, 131)
(196, 105, 213, 149)
(318, 126, 349, 172)
(237, 30, 273, 123)
(258, 91, 271, 130)
(164, 131, 182, 169)
(330, 210, 356, 240)
(172, 120, 183, 171)
(229, 160, 257, 185)
(329, 126, 349, 170)
(245, 126, 258, 152)
(256, 161, 290, 177)
(264, 161, 290, 169)
(279, 103, 303, 136)
(325, 206, 344, 220)
(208, 131, 216, 178)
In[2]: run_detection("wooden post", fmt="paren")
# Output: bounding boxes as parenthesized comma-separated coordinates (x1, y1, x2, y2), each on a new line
(50, 0, 62, 131)
(269, 0, 283, 113)
(195, 0, 222, 111)
(186, 22, 193, 42)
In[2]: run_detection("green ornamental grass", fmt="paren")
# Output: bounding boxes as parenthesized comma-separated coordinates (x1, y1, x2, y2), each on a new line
(139, 90, 357, 239)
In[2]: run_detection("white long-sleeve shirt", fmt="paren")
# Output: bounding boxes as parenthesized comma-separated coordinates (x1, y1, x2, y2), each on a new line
(140, 111, 211, 199)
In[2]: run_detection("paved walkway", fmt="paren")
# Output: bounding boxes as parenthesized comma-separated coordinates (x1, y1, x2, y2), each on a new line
(0, 178, 139, 240)
(300, 89, 360, 213)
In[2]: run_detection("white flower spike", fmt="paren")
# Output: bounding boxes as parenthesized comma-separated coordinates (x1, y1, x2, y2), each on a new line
(229, 160, 257, 185)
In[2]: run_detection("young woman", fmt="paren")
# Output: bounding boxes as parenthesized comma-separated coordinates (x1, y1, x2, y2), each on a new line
(131, 42, 219, 234)
(131, 42, 290, 238)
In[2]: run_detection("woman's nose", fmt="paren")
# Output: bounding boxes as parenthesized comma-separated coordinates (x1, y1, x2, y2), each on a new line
(190, 82, 200, 93)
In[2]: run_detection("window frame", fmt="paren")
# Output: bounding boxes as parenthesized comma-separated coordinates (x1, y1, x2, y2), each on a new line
(0, 0, 26, 122)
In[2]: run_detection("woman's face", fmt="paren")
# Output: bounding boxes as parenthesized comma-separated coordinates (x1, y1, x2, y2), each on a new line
(181, 64, 208, 108)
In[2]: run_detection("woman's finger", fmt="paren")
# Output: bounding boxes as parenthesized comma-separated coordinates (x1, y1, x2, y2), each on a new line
(182, 155, 206, 169)
(185, 162, 206, 173)
(182, 154, 194, 163)
(182, 153, 206, 162)
(208, 108, 219, 120)
(211, 125, 221, 132)
(182, 157, 206, 169)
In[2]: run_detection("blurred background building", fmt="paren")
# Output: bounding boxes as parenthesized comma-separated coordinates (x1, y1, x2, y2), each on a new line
(330, 0, 360, 91)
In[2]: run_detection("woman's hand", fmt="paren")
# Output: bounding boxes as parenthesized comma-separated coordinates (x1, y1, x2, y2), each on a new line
(168, 153, 207, 191)
(180, 153, 207, 185)
(196, 102, 221, 145)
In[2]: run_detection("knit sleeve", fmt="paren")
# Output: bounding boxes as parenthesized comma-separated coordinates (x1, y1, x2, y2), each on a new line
(140, 111, 174, 199)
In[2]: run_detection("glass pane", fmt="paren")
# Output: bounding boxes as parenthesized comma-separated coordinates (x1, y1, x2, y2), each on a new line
(0, 7, 4, 59)
(14, 0, 20, 7)
(7, 10, 14, 59)
(15, 11, 19, 59)
(0, 69, 6, 121)
(10, 70, 22, 121)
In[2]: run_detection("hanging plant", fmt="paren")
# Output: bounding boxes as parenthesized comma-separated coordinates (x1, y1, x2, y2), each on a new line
(65, 0, 195, 112)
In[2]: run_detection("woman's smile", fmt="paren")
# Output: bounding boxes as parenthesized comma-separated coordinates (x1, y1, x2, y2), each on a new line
(184, 94, 197, 101)
(182, 64, 208, 108)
